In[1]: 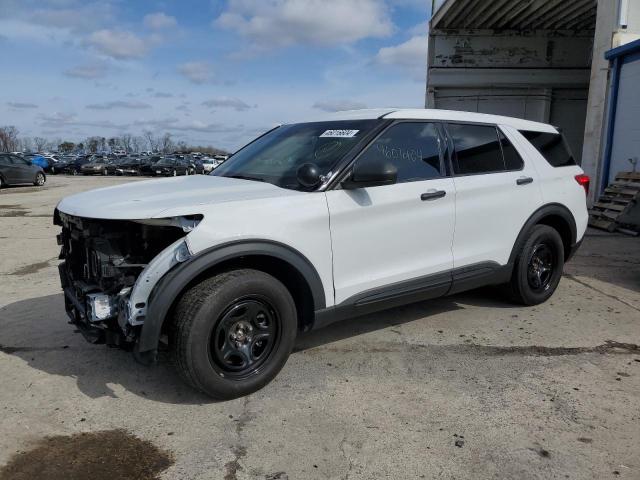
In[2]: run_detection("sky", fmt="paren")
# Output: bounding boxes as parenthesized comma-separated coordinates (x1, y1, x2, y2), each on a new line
(0, 0, 431, 152)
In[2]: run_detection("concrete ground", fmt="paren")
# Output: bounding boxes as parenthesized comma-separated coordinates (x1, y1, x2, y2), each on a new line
(0, 175, 639, 480)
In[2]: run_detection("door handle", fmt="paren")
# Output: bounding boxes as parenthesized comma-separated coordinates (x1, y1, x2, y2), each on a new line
(420, 190, 446, 201)
(516, 177, 533, 185)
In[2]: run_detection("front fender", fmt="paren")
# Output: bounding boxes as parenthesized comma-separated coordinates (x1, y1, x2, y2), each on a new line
(137, 240, 326, 353)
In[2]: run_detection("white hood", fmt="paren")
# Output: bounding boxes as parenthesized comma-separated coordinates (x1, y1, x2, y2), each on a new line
(56, 175, 300, 220)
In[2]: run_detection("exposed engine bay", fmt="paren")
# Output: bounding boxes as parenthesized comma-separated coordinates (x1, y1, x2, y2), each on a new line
(55, 210, 199, 346)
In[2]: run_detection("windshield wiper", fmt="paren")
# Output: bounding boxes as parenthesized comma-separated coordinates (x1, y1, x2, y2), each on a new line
(225, 174, 266, 183)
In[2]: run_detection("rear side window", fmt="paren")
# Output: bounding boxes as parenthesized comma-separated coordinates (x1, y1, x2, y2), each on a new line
(448, 124, 504, 175)
(520, 131, 575, 167)
(499, 130, 524, 170)
(357, 122, 443, 183)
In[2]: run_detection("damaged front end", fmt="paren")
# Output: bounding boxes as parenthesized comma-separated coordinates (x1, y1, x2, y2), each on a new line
(54, 209, 201, 348)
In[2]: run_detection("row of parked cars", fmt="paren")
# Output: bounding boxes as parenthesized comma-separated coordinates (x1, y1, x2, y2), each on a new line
(52, 153, 227, 177)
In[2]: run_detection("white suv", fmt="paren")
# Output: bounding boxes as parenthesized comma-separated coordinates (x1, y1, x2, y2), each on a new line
(55, 108, 589, 399)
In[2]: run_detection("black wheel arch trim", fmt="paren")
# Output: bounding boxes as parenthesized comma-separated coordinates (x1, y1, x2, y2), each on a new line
(137, 240, 326, 353)
(507, 203, 577, 265)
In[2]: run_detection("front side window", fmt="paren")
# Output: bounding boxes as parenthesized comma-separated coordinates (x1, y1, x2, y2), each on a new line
(448, 124, 505, 175)
(354, 122, 442, 183)
(214, 120, 379, 190)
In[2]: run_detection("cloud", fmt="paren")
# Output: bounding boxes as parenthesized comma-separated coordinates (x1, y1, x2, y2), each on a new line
(86, 29, 150, 59)
(312, 100, 367, 112)
(201, 97, 254, 111)
(7, 102, 39, 109)
(375, 34, 428, 78)
(132, 117, 237, 134)
(153, 92, 174, 98)
(143, 12, 177, 29)
(215, 0, 393, 49)
(63, 63, 108, 79)
(178, 61, 214, 84)
(85, 100, 152, 110)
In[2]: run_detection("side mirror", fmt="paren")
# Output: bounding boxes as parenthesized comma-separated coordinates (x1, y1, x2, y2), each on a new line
(297, 163, 321, 188)
(342, 158, 397, 189)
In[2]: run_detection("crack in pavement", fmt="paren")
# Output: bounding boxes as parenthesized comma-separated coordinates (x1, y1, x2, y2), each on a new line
(0, 344, 73, 354)
(224, 396, 252, 480)
(305, 340, 639, 357)
(564, 273, 640, 312)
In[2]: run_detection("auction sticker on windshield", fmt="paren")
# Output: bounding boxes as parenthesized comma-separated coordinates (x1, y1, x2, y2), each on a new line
(320, 130, 359, 138)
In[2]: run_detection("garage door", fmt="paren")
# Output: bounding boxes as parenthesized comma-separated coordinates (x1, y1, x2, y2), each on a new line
(609, 57, 640, 183)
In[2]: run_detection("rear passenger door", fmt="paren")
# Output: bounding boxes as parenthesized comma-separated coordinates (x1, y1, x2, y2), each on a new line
(0, 154, 18, 183)
(326, 122, 456, 304)
(445, 123, 543, 271)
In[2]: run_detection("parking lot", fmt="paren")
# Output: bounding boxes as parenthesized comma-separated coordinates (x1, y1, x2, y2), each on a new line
(0, 175, 639, 479)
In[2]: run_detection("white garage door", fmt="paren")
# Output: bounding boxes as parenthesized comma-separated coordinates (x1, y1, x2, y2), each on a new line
(609, 58, 640, 183)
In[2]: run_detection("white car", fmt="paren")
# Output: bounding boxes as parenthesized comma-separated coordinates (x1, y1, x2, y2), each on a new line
(54, 108, 589, 399)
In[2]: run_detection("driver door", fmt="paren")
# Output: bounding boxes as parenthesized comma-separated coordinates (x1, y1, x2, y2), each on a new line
(325, 122, 456, 305)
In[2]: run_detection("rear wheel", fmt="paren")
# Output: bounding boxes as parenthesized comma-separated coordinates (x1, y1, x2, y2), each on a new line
(171, 269, 297, 399)
(33, 172, 45, 186)
(508, 225, 564, 305)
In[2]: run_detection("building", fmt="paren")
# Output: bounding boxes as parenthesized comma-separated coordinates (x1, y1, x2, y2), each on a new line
(426, 0, 640, 201)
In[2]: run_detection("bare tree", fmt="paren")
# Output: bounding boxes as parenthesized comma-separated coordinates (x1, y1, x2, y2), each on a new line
(20, 137, 33, 152)
(160, 133, 173, 153)
(120, 133, 133, 153)
(143, 130, 156, 152)
(0, 126, 20, 152)
(33, 136, 48, 151)
(131, 136, 143, 153)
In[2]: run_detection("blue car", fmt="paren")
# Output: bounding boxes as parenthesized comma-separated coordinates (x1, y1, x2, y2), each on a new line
(24, 154, 49, 170)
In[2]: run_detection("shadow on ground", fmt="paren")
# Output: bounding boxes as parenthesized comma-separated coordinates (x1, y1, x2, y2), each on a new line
(0, 288, 516, 404)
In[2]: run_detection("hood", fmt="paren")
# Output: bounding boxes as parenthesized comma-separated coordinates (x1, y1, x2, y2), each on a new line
(56, 175, 301, 220)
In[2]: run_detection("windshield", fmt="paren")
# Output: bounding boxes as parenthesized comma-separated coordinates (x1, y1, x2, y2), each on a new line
(213, 120, 379, 190)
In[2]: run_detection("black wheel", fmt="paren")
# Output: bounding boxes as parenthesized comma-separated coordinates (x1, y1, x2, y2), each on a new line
(0, 175, 5, 188)
(171, 269, 297, 399)
(508, 225, 564, 305)
(33, 172, 45, 186)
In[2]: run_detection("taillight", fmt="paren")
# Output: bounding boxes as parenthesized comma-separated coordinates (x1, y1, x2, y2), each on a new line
(575, 174, 590, 194)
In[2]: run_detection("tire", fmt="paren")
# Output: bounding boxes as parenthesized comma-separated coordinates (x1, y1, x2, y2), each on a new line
(508, 225, 564, 306)
(171, 269, 297, 399)
(33, 172, 45, 186)
(0, 175, 5, 188)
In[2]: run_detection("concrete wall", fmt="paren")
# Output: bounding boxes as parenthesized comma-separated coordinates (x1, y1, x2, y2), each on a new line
(426, 29, 592, 162)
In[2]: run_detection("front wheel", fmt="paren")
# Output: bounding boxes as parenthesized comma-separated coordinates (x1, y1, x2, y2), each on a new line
(33, 172, 46, 186)
(508, 225, 564, 305)
(171, 269, 297, 399)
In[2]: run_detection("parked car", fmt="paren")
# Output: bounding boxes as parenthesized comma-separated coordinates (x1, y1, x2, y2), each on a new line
(139, 156, 163, 176)
(116, 158, 144, 175)
(54, 108, 589, 400)
(23, 154, 50, 172)
(0, 153, 46, 187)
(151, 157, 190, 176)
(53, 156, 91, 175)
(80, 156, 111, 175)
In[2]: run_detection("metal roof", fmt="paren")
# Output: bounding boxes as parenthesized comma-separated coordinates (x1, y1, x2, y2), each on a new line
(605, 38, 640, 60)
(431, 0, 597, 31)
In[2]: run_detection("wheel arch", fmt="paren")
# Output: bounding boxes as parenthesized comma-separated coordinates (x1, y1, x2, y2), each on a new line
(137, 240, 326, 354)
(508, 203, 577, 265)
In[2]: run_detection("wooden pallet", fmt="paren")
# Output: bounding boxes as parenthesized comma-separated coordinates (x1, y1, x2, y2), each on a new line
(589, 172, 640, 232)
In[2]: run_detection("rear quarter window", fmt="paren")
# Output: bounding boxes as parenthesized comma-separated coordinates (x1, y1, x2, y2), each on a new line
(520, 130, 576, 167)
